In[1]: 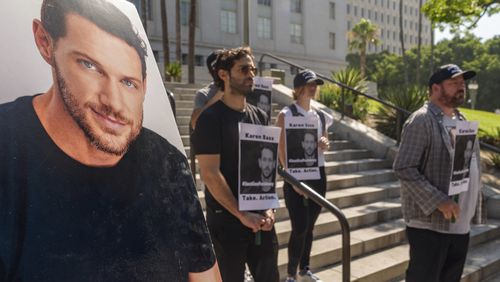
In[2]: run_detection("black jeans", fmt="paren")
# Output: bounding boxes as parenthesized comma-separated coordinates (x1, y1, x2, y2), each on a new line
(406, 226, 470, 282)
(206, 208, 279, 282)
(284, 167, 326, 276)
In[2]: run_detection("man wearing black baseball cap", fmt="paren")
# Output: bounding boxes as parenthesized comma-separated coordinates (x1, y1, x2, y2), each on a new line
(394, 64, 483, 282)
(394, 63, 484, 282)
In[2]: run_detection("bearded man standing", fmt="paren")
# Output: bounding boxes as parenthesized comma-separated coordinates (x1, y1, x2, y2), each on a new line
(394, 64, 484, 282)
(193, 46, 279, 282)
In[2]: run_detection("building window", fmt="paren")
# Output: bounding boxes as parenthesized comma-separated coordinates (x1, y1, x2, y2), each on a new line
(381, 13, 384, 23)
(329, 32, 336, 50)
(347, 3, 350, 14)
(354, 6, 358, 16)
(330, 2, 336, 19)
(361, 7, 364, 17)
(381, 29, 384, 39)
(181, 54, 204, 66)
(258, 17, 272, 39)
(290, 0, 302, 13)
(290, 23, 303, 44)
(221, 10, 237, 33)
(258, 0, 271, 6)
(368, 10, 371, 19)
(181, 0, 190, 26)
(347, 20, 351, 31)
(375, 11, 378, 21)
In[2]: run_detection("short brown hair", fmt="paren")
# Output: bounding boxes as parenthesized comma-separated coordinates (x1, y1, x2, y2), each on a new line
(213, 46, 254, 91)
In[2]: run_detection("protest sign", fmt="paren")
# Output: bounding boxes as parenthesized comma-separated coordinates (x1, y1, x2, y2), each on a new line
(284, 115, 320, 180)
(238, 123, 281, 211)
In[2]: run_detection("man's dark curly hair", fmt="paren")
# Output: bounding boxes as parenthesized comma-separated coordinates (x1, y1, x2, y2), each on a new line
(212, 46, 254, 91)
(41, 0, 147, 79)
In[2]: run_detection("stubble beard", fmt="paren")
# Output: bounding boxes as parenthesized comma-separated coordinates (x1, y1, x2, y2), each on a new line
(229, 75, 253, 97)
(439, 86, 465, 108)
(54, 60, 142, 156)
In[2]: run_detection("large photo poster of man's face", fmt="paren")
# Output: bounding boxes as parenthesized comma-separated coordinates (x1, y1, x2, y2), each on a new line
(239, 123, 280, 211)
(247, 76, 273, 118)
(0, 1, 217, 280)
(0, 0, 182, 151)
(284, 116, 320, 180)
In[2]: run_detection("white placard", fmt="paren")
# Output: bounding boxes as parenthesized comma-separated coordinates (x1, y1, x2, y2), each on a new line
(248, 76, 273, 118)
(238, 123, 281, 211)
(448, 121, 478, 196)
(284, 115, 320, 180)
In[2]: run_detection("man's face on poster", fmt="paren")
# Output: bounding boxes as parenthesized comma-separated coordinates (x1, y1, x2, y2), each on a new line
(464, 140, 473, 166)
(258, 147, 275, 179)
(302, 132, 317, 158)
(50, 14, 146, 156)
(257, 94, 270, 113)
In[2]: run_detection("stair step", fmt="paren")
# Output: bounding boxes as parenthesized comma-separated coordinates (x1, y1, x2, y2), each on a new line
(277, 219, 407, 277)
(196, 181, 401, 219)
(315, 220, 500, 282)
(325, 149, 372, 162)
(274, 198, 402, 246)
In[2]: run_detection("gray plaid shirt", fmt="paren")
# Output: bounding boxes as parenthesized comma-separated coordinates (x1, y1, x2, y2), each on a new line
(393, 101, 484, 232)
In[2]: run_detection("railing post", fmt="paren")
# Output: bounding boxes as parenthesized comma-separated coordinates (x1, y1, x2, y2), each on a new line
(341, 87, 345, 120)
(278, 167, 351, 281)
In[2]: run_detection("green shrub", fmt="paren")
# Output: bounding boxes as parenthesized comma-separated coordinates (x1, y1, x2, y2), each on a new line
(318, 68, 369, 121)
(491, 153, 500, 169)
(478, 127, 500, 169)
(166, 61, 182, 82)
(372, 85, 427, 139)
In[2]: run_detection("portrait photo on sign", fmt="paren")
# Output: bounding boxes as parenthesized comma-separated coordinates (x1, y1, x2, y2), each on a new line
(240, 141, 278, 194)
(247, 76, 273, 118)
(0, 0, 217, 280)
(451, 134, 476, 181)
(286, 129, 319, 168)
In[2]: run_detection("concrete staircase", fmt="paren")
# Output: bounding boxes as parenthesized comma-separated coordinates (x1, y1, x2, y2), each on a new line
(168, 83, 500, 282)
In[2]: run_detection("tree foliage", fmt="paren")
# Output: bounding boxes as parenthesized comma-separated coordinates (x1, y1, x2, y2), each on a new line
(348, 19, 380, 77)
(422, 0, 500, 30)
(346, 33, 500, 111)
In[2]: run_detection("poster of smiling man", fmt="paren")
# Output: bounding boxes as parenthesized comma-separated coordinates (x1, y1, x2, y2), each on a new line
(449, 121, 479, 196)
(0, 1, 219, 281)
(239, 123, 280, 211)
(247, 76, 273, 118)
(285, 115, 321, 180)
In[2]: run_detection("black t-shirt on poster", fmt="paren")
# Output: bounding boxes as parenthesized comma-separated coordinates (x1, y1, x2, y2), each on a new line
(0, 96, 215, 282)
(192, 100, 268, 215)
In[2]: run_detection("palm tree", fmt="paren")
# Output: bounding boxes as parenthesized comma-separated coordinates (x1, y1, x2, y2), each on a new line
(399, 0, 409, 86)
(175, 0, 181, 62)
(160, 0, 170, 81)
(141, 0, 148, 34)
(416, 0, 423, 84)
(188, 0, 196, 83)
(348, 18, 379, 77)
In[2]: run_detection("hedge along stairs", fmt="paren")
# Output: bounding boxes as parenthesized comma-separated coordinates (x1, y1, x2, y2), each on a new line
(166, 81, 500, 282)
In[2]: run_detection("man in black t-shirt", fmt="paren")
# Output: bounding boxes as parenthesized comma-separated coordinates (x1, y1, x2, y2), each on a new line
(193, 47, 280, 282)
(0, 1, 219, 281)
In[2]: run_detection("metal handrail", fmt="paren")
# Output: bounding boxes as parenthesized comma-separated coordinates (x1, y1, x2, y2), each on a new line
(278, 167, 351, 282)
(257, 52, 500, 153)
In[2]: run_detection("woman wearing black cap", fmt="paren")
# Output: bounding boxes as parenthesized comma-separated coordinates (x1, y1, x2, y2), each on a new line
(275, 69, 333, 282)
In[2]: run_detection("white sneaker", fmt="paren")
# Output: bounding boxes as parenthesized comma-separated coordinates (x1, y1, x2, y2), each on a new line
(298, 269, 322, 282)
(285, 277, 298, 282)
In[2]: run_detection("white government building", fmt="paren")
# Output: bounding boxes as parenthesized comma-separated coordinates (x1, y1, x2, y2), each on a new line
(128, 0, 431, 84)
